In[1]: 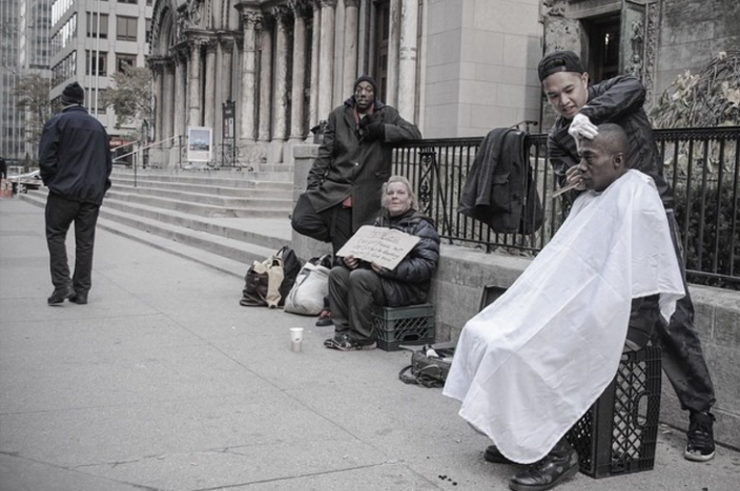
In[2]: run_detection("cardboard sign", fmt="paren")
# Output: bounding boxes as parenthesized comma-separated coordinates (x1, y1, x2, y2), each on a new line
(336, 225, 420, 270)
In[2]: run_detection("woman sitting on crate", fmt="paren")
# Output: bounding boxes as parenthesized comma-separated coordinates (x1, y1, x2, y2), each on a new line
(324, 175, 440, 351)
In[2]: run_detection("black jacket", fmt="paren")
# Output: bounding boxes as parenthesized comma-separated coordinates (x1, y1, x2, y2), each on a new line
(39, 106, 112, 205)
(306, 97, 421, 231)
(373, 209, 440, 307)
(458, 128, 543, 233)
(548, 75, 673, 209)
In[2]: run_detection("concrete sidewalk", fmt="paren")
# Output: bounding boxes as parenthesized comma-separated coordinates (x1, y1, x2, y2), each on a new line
(0, 198, 737, 491)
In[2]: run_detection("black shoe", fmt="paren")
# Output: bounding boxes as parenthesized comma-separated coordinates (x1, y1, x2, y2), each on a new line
(685, 411, 716, 461)
(509, 439, 579, 491)
(48, 286, 76, 305)
(71, 292, 88, 305)
(315, 309, 333, 327)
(484, 445, 514, 464)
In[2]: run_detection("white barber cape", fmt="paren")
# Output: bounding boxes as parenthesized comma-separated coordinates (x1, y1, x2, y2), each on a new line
(443, 170, 685, 464)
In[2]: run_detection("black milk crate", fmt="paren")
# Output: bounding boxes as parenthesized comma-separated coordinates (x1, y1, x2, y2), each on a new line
(372, 304, 435, 351)
(566, 346, 662, 478)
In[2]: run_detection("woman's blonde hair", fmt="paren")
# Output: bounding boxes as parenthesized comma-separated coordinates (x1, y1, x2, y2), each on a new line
(381, 175, 419, 211)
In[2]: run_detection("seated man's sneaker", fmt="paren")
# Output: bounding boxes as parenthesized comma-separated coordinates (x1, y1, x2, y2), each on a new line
(324, 333, 376, 351)
(484, 445, 514, 464)
(685, 411, 716, 461)
(315, 308, 333, 327)
(48, 285, 76, 306)
(509, 439, 578, 491)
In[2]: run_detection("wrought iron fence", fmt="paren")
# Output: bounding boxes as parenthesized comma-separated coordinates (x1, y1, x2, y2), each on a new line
(392, 126, 740, 289)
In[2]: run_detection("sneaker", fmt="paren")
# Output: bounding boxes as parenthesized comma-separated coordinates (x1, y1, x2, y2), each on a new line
(315, 309, 333, 327)
(484, 445, 514, 464)
(324, 333, 377, 351)
(509, 439, 578, 491)
(685, 411, 716, 461)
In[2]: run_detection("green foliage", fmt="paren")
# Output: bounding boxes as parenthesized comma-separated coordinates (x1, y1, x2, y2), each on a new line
(674, 181, 740, 290)
(101, 64, 153, 132)
(13, 73, 52, 149)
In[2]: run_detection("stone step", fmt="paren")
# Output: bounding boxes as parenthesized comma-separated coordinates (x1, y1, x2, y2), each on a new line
(112, 176, 293, 194)
(104, 189, 291, 219)
(112, 168, 294, 183)
(20, 190, 292, 274)
(108, 184, 293, 209)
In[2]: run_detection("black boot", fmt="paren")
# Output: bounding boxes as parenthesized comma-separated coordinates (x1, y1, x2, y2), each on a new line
(48, 285, 76, 306)
(484, 445, 514, 464)
(509, 439, 579, 491)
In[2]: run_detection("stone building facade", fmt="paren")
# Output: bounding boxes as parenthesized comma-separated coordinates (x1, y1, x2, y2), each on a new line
(148, 0, 740, 167)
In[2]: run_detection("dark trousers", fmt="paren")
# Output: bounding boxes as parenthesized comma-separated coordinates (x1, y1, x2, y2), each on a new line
(328, 266, 387, 341)
(45, 193, 101, 293)
(291, 193, 353, 255)
(654, 211, 716, 413)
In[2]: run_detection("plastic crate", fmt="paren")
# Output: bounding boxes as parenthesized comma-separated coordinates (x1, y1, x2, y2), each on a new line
(372, 304, 435, 351)
(566, 346, 662, 478)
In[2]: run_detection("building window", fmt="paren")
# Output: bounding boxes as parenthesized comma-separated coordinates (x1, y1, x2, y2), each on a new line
(374, 0, 390, 102)
(87, 12, 109, 39)
(145, 18, 152, 44)
(118, 0, 137, 4)
(86, 50, 108, 76)
(116, 54, 137, 72)
(117, 16, 138, 42)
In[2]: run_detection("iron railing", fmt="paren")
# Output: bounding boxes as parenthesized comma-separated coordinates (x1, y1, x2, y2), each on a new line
(392, 126, 740, 289)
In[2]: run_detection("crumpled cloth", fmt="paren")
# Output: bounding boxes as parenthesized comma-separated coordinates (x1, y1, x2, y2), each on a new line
(443, 170, 685, 464)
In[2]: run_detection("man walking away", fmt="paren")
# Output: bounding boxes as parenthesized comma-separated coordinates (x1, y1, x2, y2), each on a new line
(39, 82, 112, 306)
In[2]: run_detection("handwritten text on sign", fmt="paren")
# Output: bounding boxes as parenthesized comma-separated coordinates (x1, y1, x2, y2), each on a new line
(336, 225, 420, 270)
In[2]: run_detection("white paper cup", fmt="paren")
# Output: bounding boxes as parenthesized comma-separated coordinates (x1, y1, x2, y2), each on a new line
(290, 327, 304, 352)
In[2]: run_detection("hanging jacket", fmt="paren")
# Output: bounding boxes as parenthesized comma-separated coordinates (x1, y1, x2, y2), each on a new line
(372, 209, 440, 307)
(458, 128, 543, 234)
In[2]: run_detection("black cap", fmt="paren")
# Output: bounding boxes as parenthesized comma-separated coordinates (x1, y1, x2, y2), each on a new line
(62, 82, 84, 106)
(537, 51, 584, 82)
(353, 75, 377, 94)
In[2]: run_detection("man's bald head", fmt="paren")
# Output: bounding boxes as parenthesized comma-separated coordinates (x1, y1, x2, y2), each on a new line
(577, 124, 629, 192)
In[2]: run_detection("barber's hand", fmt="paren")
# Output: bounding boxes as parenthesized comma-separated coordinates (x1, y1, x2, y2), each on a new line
(566, 165, 587, 191)
(371, 262, 389, 275)
(343, 255, 359, 270)
(568, 114, 598, 142)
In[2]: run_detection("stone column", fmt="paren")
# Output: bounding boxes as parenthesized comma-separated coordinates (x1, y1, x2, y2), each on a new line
(150, 59, 165, 142)
(272, 7, 290, 142)
(357, 0, 368, 75)
(236, 5, 260, 142)
(174, 54, 186, 137)
(397, 0, 418, 119)
(386, 0, 400, 106)
(308, 1, 321, 129)
(343, 0, 359, 96)
(318, 0, 337, 120)
(290, 2, 308, 142)
(162, 60, 174, 142)
(257, 18, 274, 142)
(188, 40, 203, 127)
(204, 42, 217, 133)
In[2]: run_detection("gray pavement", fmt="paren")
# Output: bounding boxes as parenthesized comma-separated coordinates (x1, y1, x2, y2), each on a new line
(1, 198, 738, 491)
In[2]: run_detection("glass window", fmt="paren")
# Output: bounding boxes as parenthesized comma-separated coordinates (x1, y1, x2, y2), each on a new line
(116, 16, 138, 42)
(116, 54, 137, 72)
(86, 50, 108, 76)
(87, 12, 108, 39)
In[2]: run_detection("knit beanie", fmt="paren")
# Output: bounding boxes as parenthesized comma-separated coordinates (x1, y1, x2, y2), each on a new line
(353, 75, 378, 94)
(62, 82, 85, 106)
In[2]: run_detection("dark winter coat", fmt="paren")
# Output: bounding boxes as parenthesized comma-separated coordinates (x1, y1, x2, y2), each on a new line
(372, 209, 440, 307)
(39, 106, 112, 205)
(305, 98, 421, 231)
(548, 75, 673, 209)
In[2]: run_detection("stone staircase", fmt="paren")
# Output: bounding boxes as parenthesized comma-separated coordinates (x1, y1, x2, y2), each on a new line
(20, 164, 296, 278)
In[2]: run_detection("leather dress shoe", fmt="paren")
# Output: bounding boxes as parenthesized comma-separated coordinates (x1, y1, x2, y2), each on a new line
(484, 445, 514, 464)
(71, 292, 88, 305)
(509, 439, 579, 491)
(48, 286, 76, 305)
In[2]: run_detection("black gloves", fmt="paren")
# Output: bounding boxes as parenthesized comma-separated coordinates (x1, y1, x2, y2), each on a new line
(358, 115, 385, 141)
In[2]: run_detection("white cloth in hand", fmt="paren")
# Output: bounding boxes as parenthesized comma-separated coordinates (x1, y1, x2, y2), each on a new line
(568, 114, 599, 141)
